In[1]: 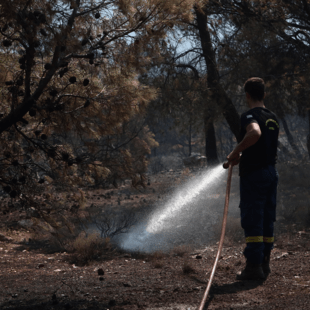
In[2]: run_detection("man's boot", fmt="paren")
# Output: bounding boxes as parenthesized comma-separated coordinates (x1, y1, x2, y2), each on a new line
(262, 251, 271, 276)
(236, 261, 265, 280)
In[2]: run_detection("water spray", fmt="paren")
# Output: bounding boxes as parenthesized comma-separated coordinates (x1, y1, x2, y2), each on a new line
(146, 165, 225, 235)
(198, 162, 233, 310)
(118, 164, 227, 253)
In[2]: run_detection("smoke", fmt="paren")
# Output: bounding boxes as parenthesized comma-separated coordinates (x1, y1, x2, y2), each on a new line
(116, 164, 237, 253)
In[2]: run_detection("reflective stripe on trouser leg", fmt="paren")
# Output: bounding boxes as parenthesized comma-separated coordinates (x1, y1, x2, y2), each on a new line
(246, 236, 263, 243)
(263, 237, 274, 243)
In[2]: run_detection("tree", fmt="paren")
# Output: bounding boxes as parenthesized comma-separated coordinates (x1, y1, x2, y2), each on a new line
(194, 4, 241, 139)
(0, 0, 195, 224)
(145, 65, 205, 157)
(152, 1, 244, 165)
(185, 0, 310, 161)
(221, 0, 310, 159)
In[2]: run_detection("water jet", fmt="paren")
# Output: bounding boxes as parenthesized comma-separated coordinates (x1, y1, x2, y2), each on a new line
(117, 164, 228, 253)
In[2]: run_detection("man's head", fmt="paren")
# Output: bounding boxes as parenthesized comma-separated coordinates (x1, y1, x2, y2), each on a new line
(244, 77, 265, 102)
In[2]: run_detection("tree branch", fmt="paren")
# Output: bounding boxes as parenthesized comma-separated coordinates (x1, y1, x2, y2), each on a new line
(301, 0, 310, 18)
(176, 64, 200, 80)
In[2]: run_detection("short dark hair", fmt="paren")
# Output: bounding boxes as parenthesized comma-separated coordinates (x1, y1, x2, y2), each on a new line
(244, 77, 265, 101)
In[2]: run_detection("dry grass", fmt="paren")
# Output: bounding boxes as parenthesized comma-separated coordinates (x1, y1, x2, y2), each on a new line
(182, 259, 195, 274)
(153, 260, 165, 268)
(66, 232, 112, 265)
(150, 250, 166, 260)
(148, 250, 167, 268)
(171, 244, 193, 257)
(130, 251, 148, 260)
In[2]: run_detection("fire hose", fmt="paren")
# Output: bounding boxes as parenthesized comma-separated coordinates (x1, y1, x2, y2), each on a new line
(198, 162, 233, 310)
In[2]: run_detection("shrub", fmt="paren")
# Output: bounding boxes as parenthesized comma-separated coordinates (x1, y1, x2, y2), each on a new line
(149, 250, 166, 268)
(86, 207, 137, 239)
(182, 260, 195, 274)
(66, 232, 112, 265)
(153, 260, 164, 268)
(171, 244, 193, 257)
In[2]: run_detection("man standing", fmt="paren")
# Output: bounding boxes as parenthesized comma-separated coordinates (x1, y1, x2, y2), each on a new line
(227, 77, 279, 280)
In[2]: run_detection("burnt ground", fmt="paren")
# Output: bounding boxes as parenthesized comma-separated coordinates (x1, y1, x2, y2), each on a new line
(0, 167, 310, 310)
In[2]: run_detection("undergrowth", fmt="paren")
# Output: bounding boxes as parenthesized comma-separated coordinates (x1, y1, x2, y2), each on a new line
(182, 259, 196, 274)
(66, 232, 113, 265)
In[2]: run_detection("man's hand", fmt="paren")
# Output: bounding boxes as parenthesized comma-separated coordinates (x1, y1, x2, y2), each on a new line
(227, 151, 241, 166)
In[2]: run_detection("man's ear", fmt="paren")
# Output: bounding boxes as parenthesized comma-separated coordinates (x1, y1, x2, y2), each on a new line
(263, 92, 266, 99)
(246, 92, 251, 101)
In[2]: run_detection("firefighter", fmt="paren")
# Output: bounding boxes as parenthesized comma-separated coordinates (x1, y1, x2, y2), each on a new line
(227, 77, 279, 280)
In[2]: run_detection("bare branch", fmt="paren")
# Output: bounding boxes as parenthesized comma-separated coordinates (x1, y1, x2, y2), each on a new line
(176, 64, 200, 80)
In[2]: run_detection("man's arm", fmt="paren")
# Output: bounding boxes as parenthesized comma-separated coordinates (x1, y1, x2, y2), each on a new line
(227, 122, 261, 164)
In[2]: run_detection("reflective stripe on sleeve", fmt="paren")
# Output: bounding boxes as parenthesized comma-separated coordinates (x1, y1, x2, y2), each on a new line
(245, 236, 263, 243)
(263, 237, 274, 243)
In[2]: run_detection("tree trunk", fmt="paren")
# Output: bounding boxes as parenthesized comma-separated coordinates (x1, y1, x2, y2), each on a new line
(188, 122, 192, 157)
(280, 117, 302, 159)
(195, 6, 241, 142)
(307, 109, 310, 159)
(204, 115, 219, 165)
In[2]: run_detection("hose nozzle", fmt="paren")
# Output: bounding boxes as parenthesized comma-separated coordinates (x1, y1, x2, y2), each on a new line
(223, 162, 230, 169)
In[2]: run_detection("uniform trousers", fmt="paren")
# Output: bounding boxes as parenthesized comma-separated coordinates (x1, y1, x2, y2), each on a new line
(239, 165, 278, 264)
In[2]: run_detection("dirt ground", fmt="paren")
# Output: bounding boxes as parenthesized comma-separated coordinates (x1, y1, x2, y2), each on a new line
(0, 168, 310, 310)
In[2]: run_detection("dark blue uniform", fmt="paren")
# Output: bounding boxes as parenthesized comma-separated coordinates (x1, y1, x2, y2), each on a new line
(239, 107, 279, 264)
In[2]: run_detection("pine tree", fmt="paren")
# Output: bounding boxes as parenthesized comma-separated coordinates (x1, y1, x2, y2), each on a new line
(0, 0, 195, 226)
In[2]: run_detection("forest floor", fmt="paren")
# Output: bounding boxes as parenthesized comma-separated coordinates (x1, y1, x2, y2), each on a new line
(0, 167, 310, 310)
